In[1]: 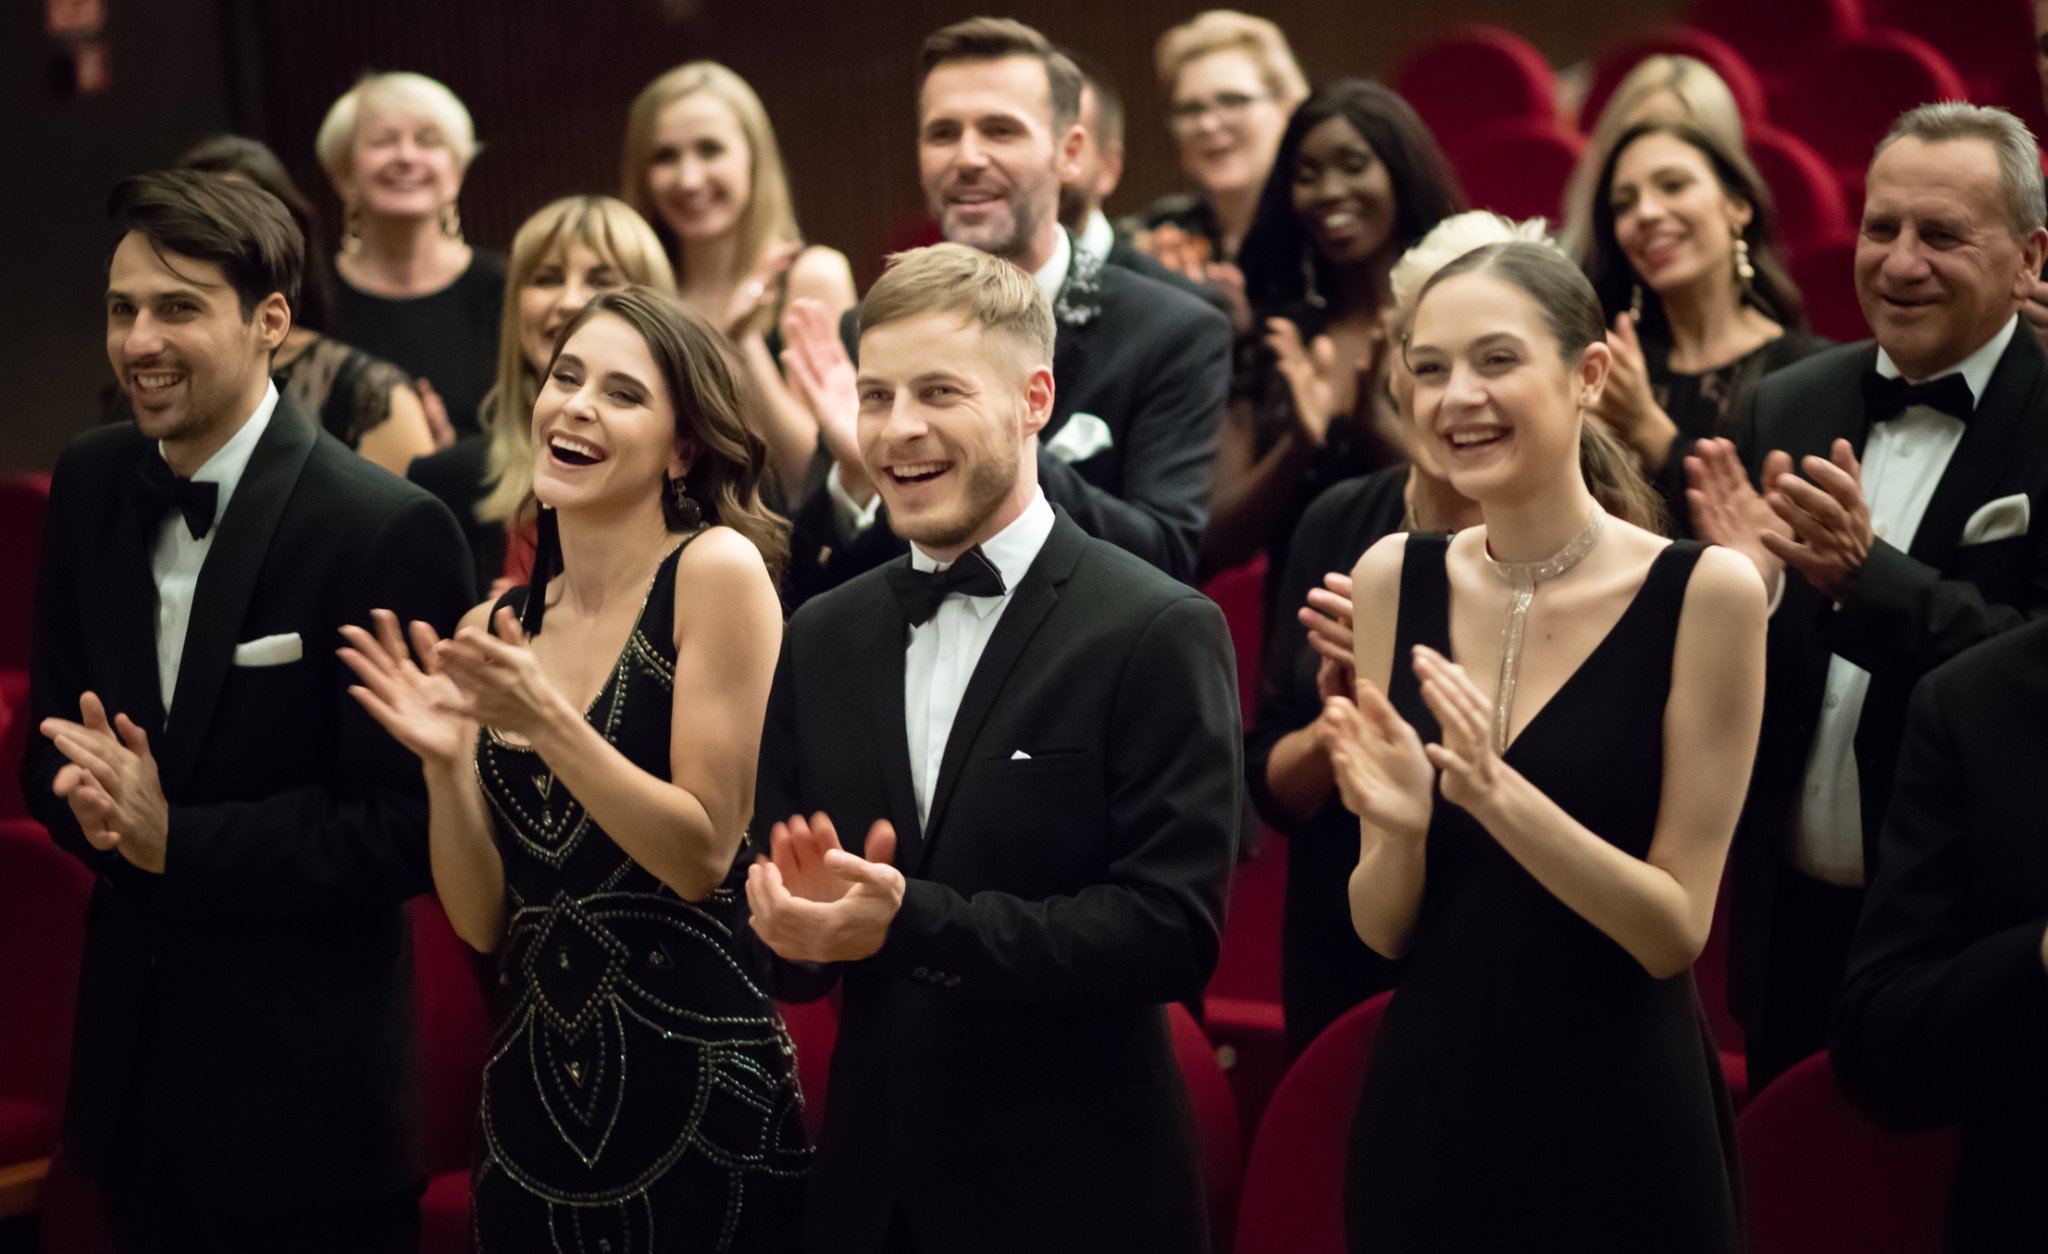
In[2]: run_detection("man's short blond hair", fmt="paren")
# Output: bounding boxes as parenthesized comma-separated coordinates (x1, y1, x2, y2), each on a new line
(858, 243, 1055, 364)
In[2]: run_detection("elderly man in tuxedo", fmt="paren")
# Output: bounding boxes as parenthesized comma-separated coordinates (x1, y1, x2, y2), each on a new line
(745, 242, 1240, 1254)
(777, 16, 1232, 603)
(23, 171, 470, 1251)
(1689, 101, 2048, 1092)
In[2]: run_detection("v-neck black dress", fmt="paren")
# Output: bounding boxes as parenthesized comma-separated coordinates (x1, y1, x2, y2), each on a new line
(1345, 534, 1737, 1253)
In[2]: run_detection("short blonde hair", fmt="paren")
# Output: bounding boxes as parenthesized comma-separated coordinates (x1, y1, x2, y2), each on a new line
(315, 71, 478, 187)
(478, 197, 677, 525)
(1154, 10, 1307, 108)
(859, 243, 1055, 365)
(620, 62, 800, 286)
(1561, 56, 1744, 259)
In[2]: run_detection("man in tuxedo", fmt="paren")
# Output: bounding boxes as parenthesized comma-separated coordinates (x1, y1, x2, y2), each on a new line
(1830, 620, 2048, 1251)
(1689, 102, 2048, 1092)
(780, 17, 1231, 604)
(746, 242, 1240, 1253)
(22, 172, 471, 1251)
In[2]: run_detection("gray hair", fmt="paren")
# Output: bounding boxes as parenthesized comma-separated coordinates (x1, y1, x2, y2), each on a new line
(1875, 102, 2046, 239)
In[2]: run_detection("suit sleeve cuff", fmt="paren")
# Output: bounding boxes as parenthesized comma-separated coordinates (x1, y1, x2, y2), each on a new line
(826, 463, 881, 540)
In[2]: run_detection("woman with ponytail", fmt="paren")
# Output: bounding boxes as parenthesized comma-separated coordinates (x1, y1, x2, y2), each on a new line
(340, 286, 803, 1251)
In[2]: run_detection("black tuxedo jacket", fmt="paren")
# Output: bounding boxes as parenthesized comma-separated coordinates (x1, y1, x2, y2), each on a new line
(783, 246, 1231, 604)
(1726, 332, 2048, 1027)
(753, 510, 1241, 1254)
(1831, 619, 2048, 1252)
(20, 400, 473, 1213)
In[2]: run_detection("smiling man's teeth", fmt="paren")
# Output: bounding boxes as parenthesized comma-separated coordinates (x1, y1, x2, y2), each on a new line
(891, 462, 947, 480)
(134, 372, 179, 390)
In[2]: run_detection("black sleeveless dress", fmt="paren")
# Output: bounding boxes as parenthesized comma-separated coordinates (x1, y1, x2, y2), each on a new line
(470, 538, 808, 1252)
(1345, 535, 1738, 1253)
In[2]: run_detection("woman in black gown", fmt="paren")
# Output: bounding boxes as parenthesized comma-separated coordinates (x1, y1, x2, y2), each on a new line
(342, 287, 806, 1252)
(1322, 241, 1765, 1251)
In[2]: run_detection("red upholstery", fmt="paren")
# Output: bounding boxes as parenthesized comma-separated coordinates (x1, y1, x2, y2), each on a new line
(1738, 1051, 1958, 1254)
(0, 668, 30, 818)
(1580, 26, 1770, 132)
(1864, 0, 2035, 100)
(1454, 119, 1586, 224)
(0, 474, 50, 671)
(412, 896, 491, 1254)
(1231, 991, 1390, 1254)
(1772, 31, 1969, 192)
(0, 817, 92, 1165)
(778, 996, 839, 1141)
(1200, 555, 1266, 728)
(1205, 829, 1288, 1142)
(1691, 0, 1863, 80)
(1393, 26, 1558, 162)
(1746, 124, 1853, 251)
(36, 1151, 114, 1254)
(1692, 879, 1749, 1109)
(1168, 1004, 1243, 1251)
(1787, 231, 1865, 342)
(419, 1169, 472, 1254)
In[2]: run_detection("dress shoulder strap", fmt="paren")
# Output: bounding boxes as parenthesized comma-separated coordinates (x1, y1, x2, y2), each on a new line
(1386, 533, 1450, 718)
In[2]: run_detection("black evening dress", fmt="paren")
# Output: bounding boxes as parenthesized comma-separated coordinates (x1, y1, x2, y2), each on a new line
(471, 538, 808, 1253)
(1345, 534, 1738, 1253)
(1643, 330, 1823, 537)
(333, 251, 506, 439)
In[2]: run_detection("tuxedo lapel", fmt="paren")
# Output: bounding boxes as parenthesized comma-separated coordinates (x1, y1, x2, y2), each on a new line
(1908, 328, 2044, 568)
(918, 515, 1087, 872)
(864, 571, 924, 869)
(104, 442, 169, 736)
(159, 403, 316, 793)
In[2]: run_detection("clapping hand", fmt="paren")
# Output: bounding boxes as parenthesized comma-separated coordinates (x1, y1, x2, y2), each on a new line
(1686, 437, 1793, 588)
(1315, 679, 1433, 842)
(725, 241, 802, 340)
(1411, 645, 1517, 819)
(40, 692, 168, 873)
(1587, 313, 1675, 460)
(1267, 319, 1379, 448)
(779, 298, 864, 479)
(746, 812, 906, 963)
(1301, 571, 1355, 672)
(429, 607, 570, 742)
(339, 609, 475, 766)
(1759, 439, 1874, 602)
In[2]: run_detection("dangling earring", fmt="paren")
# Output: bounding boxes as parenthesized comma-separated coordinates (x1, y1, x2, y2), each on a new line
(1627, 283, 1644, 323)
(439, 200, 463, 242)
(1301, 249, 1326, 311)
(341, 200, 365, 256)
(667, 475, 703, 529)
(1732, 231, 1755, 293)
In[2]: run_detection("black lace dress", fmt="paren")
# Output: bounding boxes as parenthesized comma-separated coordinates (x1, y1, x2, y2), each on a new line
(471, 539, 808, 1252)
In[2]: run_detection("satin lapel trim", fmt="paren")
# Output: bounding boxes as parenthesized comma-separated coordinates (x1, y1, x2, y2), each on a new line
(1907, 330, 2044, 568)
(159, 405, 317, 793)
(867, 579, 923, 870)
(108, 443, 169, 735)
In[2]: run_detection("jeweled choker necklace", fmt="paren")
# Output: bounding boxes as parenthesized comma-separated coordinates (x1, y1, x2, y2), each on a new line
(1480, 506, 1605, 753)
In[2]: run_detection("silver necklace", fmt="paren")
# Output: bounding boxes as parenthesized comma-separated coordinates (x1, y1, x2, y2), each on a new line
(1480, 506, 1605, 753)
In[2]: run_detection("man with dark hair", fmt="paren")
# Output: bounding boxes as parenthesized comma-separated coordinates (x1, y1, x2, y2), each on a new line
(779, 15, 1231, 603)
(1690, 102, 2048, 1093)
(23, 169, 472, 1252)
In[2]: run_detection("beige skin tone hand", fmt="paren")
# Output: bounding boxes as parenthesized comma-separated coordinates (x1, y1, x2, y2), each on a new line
(1760, 439, 1875, 601)
(1588, 312, 1679, 468)
(745, 811, 906, 963)
(40, 692, 169, 873)
(779, 297, 870, 500)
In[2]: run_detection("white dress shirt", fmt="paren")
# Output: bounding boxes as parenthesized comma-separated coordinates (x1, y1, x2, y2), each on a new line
(1792, 316, 2015, 885)
(903, 490, 1055, 826)
(1077, 209, 1116, 272)
(151, 382, 279, 714)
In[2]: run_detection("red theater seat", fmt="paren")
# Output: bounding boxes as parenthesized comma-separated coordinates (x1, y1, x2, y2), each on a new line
(0, 668, 31, 819)
(1200, 556, 1266, 728)
(1739, 1051, 1958, 1254)
(778, 996, 839, 1140)
(1863, 0, 2034, 102)
(1772, 30, 1968, 198)
(0, 474, 50, 671)
(412, 896, 491, 1254)
(1455, 119, 1585, 224)
(1787, 231, 1865, 343)
(1747, 124, 1853, 252)
(1691, 0, 1863, 82)
(1394, 26, 1558, 162)
(1232, 992, 1391, 1254)
(1169, 1004, 1243, 1251)
(0, 816, 92, 1214)
(1581, 26, 1769, 132)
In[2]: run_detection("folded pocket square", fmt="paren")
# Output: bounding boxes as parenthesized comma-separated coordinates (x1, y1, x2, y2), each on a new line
(1044, 411, 1113, 463)
(1010, 749, 1032, 760)
(232, 632, 303, 667)
(1961, 493, 2029, 545)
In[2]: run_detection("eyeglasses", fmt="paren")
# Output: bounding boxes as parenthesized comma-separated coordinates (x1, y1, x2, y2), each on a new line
(1168, 91, 1270, 130)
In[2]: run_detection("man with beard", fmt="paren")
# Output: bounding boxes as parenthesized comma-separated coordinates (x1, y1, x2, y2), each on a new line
(779, 17, 1231, 604)
(746, 242, 1240, 1254)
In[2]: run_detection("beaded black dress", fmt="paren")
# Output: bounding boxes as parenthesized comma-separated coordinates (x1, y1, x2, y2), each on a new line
(471, 539, 808, 1253)
(1345, 535, 1738, 1253)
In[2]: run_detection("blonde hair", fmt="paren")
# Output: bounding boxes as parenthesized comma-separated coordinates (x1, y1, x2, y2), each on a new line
(1154, 10, 1307, 108)
(477, 197, 677, 526)
(1560, 56, 1744, 260)
(620, 62, 800, 287)
(858, 243, 1055, 365)
(1388, 211, 1551, 332)
(315, 71, 478, 188)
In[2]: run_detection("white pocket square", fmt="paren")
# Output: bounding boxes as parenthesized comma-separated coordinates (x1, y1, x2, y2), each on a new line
(1961, 494, 2029, 545)
(232, 632, 303, 667)
(1044, 412, 1113, 463)
(1010, 749, 1032, 761)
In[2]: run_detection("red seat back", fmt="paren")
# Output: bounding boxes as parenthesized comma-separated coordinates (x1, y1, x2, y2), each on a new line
(0, 474, 51, 671)
(1738, 1051, 1958, 1254)
(1455, 120, 1586, 224)
(1, 669, 31, 819)
(1787, 231, 1866, 342)
(1200, 555, 1266, 728)
(1746, 124, 1853, 252)
(411, 897, 491, 1176)
(1580, 26, 1770, 133)
(1863, 0, 2035, 97)
(777, 996, 838, 1140)
(1772, 31, 1970, 180)
(1691, 0, 1863, 79)
(1169, 1004, 1243, 1251)
(1394, 26, 1558, 162)
(0, 818, 92, 1122)
(1232, 991, 1391, 1254)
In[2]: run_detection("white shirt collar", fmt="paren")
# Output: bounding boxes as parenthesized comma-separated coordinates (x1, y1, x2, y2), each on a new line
(1077, 210, 1116, 269)
(909, 489, 1055, 618)
(1874, 314, 2017, 405)
(162, 380, 279, 527)
(1031, 228, 1073, 311)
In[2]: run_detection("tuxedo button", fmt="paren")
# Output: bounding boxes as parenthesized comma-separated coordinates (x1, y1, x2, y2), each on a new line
(943, 974, 961, 988)
(1825, 692, 1840, 709)
(912, 965, 930, 980)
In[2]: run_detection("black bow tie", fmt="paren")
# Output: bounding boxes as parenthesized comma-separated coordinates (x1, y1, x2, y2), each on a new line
(135, 455, 219, 540)
(886, 547, 1006, 626)
(1862, 370, 1975, 422)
